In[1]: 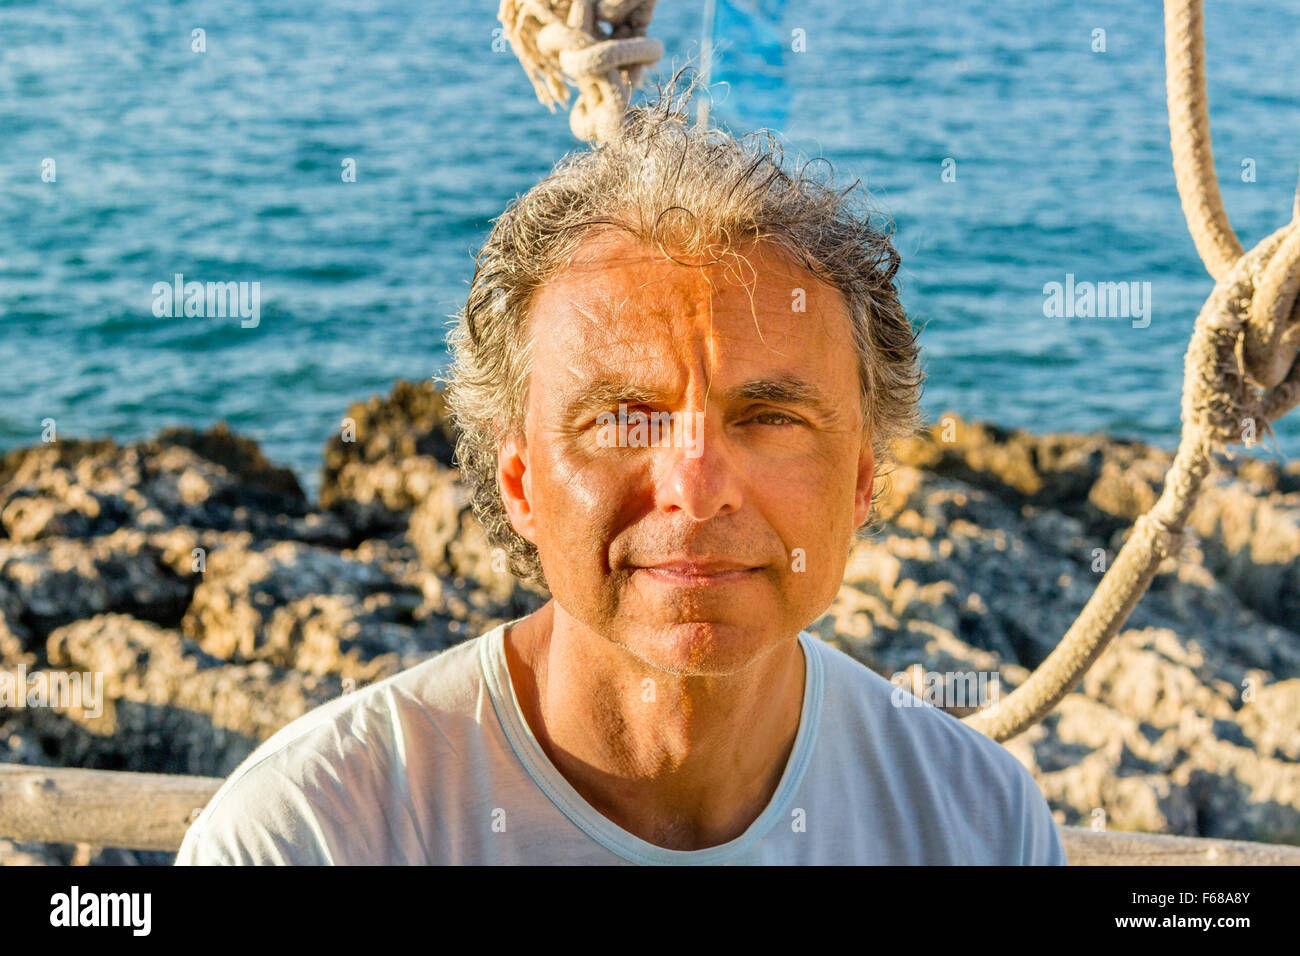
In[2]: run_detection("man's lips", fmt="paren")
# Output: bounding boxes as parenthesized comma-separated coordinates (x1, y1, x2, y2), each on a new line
(633, 561, 761, 584)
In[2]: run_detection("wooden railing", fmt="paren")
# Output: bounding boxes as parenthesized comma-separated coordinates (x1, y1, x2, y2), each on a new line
(1, 765, 216, 853)
(2, 764, 1298, 863)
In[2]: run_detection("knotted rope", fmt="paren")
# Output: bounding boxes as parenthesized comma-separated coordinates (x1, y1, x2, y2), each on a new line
(497, 0, 664, 143)
(963, 0, 1300, 740)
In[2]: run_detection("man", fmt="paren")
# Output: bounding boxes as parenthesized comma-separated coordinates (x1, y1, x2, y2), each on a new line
(176, 94, 1067, 865)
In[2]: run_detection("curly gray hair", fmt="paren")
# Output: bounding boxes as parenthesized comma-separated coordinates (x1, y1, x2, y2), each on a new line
(440, 74, 925, 596)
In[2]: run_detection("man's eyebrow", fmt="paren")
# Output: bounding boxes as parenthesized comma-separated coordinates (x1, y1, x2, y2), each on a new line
(559, 378, 670, 421)
(558, 373, 845, 422)
(722, 375, 839, 417)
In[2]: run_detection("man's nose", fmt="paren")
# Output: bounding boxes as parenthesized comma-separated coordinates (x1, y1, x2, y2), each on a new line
(652, 412, 743, 521)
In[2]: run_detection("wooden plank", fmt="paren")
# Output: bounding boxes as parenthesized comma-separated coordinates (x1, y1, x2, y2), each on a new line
(3, 765, 1299, 861)
(1060, 825, 1300, 865)
(0, 765, 220, 852)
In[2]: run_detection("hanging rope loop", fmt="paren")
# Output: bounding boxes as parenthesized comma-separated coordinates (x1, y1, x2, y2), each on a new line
(498, 0, 664, 144)
(1165, 0, 1300, 396)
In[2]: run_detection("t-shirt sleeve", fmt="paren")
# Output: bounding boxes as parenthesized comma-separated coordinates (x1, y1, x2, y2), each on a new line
(173, 762, 336, 865)
(1016, 767, 1068, 865)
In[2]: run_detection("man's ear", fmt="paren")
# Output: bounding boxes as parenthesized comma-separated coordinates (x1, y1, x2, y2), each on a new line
(498, 432, 537, 544)
(852, 436, 876, 530)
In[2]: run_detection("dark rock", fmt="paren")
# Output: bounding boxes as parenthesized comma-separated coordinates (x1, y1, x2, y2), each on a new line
(181, 540, 417, 662)
(0, 530, 196, 649)
(319, 380, 459, 538)
(37, 614, 342, 775)
(0, 423, 346, 546)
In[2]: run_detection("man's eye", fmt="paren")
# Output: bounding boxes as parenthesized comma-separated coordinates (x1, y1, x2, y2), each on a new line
(587, 407, 652, 428)
(748, 411, 800, 426)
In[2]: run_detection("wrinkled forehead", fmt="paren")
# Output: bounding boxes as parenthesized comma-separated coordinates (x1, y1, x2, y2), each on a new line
(526, 230, 851, 363)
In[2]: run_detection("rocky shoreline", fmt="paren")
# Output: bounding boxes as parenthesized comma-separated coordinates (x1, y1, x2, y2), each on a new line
(1, 380, 1297, 864)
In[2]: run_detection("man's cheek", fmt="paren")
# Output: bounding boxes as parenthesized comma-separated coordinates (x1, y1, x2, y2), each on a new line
(541, 443, 630, 510)
(774, 496, 848, 581)
(535, 469, 625, 559)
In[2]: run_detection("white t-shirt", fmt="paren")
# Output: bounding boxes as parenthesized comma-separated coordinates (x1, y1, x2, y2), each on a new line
(175, 620, 1067, 865)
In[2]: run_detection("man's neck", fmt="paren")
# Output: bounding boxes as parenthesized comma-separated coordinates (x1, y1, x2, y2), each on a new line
(503, 601, 807, 851)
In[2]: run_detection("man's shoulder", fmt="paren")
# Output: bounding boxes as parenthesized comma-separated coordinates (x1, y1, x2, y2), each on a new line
(175, 633, 490, 865)
(807, 633, 1022, 776)
(804, 632, 1066, 864)
(223, 632, 487, 781)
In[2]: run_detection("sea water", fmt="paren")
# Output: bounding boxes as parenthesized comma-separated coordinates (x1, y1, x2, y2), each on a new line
(2, 0, 1298, 495)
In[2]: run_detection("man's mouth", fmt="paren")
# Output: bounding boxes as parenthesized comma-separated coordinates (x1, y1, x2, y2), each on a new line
(634, 561, 761, 586)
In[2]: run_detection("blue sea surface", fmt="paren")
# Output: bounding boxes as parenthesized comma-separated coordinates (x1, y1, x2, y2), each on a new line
(3, 0, 1299, 495)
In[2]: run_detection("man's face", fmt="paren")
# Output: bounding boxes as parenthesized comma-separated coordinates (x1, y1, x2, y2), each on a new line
(498, 230, 875, 676)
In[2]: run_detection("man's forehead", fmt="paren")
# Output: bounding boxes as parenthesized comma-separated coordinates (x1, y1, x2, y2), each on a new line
(531, 234, 844, 342)
(553, 229, 813, 288)
(522, 232, 860, 418)
(532, 283, 822, 378)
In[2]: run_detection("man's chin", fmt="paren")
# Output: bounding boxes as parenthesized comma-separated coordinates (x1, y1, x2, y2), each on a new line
(616, 619, 781, 678)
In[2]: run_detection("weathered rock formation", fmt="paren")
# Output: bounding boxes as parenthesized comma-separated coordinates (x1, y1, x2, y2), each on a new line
(1, 384, 1296, 863)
